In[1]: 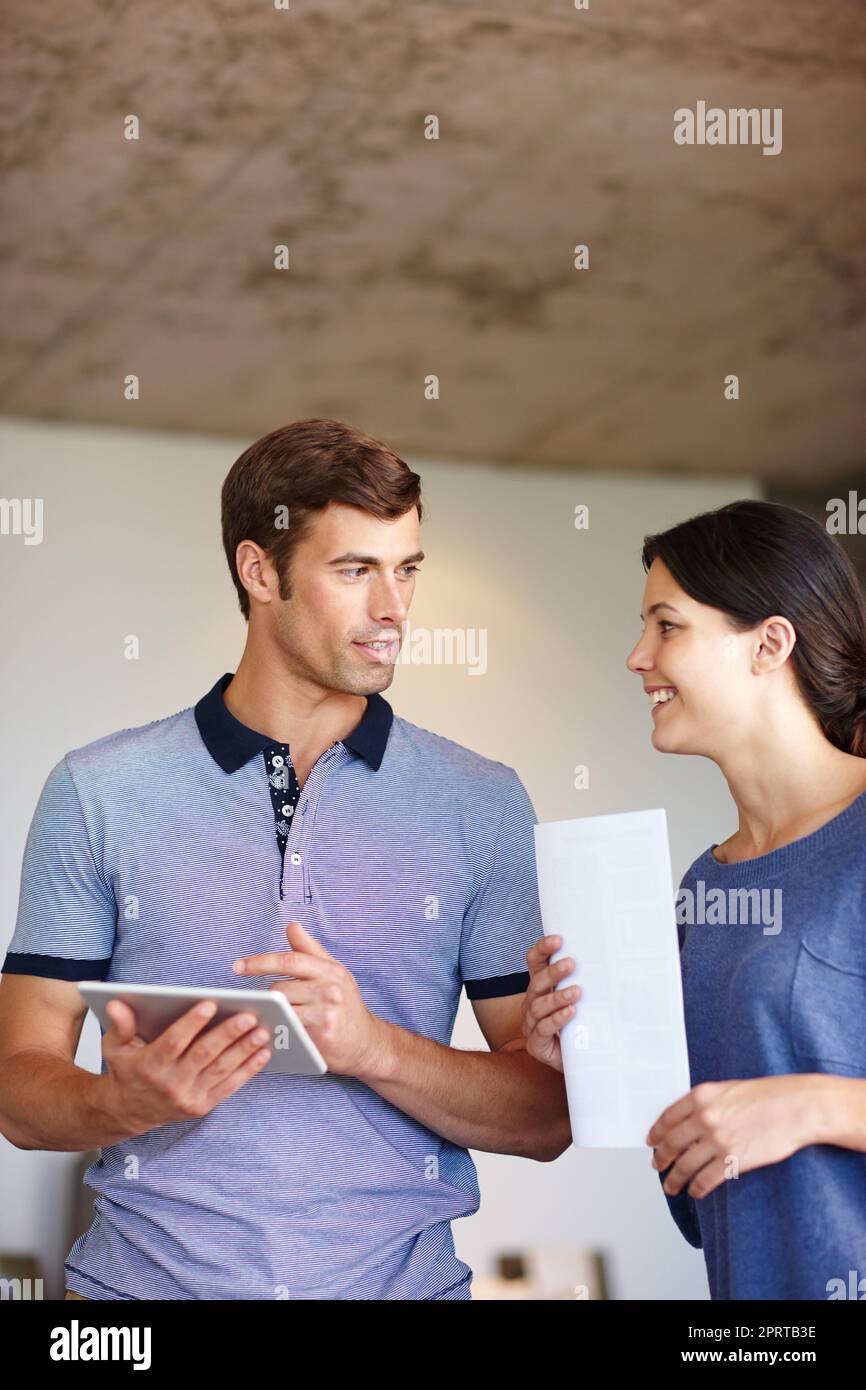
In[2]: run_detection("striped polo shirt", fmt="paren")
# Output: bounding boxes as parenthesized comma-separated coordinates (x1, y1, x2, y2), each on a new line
(4, 673, 542, 1300)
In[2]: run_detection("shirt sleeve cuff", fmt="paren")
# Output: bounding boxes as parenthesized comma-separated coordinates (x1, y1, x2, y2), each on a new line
(1, 951, 112, 982)
(463, 969, 530, 1000)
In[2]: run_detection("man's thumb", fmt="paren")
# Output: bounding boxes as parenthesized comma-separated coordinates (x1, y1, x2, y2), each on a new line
(106, 999, 138, 1043)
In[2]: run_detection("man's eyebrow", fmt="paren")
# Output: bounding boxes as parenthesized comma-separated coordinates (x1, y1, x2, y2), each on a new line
(327, 551, 425, 566)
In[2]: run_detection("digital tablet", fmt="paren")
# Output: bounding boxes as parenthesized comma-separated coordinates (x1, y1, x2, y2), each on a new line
(78, 981, 328, 1077)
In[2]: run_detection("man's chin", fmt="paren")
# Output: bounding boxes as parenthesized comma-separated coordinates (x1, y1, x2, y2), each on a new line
(361, 666, 395, 694)
(332, 656, 396, 696)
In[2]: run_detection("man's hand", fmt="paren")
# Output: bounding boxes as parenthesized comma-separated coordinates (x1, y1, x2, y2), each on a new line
(232, 921, 386, 1077)
(647, 1075, 820, 1198)
(520, 934, 582, 1074)
(101, 1000, 272, 1135)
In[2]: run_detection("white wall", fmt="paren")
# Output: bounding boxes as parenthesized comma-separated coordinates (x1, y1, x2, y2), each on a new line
(0, 416, 760, 1298)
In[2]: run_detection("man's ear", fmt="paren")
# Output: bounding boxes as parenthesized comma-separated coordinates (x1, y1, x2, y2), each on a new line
(236, 539, 274, 611)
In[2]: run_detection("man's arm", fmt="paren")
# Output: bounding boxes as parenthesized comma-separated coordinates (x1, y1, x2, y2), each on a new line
(0, 972, 283, 1151)
(235, 766, 571, 1160)
(0, 973, 131, 1150)
(0, 756, 128, 1150)
(354, 991, 572, 1162)
(235, 922, 573, 1161)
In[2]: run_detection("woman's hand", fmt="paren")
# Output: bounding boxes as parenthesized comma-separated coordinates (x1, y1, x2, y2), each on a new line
(647, 1075, 820, 1198)
(521, 934, 582, 1073)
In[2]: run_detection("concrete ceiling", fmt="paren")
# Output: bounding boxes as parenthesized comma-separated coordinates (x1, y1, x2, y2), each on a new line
(2, 0, 865, 481)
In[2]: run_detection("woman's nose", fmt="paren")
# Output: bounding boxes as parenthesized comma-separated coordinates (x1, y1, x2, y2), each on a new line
(626, 638, 651, 673)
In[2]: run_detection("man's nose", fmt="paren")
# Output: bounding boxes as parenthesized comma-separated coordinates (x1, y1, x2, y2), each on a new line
(370, 576, 409, 626)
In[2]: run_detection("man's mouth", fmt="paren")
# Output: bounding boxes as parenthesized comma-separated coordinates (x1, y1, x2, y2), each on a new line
(353, 637, 399, 661)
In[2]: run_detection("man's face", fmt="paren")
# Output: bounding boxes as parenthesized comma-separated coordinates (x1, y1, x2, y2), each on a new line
(268, 503, 422, 695)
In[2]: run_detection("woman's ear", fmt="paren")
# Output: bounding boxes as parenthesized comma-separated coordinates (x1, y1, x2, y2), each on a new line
(752, 615, 797, 675)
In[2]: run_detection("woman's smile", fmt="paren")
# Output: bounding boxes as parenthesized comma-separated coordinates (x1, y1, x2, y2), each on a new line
(645, 684, 679, 716)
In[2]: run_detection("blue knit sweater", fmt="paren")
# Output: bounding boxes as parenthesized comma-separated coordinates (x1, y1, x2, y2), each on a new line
(662, 789, 866, 1300)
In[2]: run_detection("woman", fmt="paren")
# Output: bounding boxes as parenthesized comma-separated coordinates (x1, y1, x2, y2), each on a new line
(523, 499, 866, 1300)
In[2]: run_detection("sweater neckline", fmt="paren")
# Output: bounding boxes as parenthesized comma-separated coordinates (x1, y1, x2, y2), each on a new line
(697, 786, 866, 885)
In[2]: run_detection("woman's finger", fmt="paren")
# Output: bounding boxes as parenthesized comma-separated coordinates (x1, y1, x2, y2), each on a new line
(525, 955, 577, 1003)
(526, 935, 564, 974)
(651, 1114, 705, 1172)
(529, 1000, 578, 1038)
(661, 1138, 717, 1196)
(525, 983, 581, 1031)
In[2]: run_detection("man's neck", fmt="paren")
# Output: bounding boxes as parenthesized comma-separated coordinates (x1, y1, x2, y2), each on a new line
(223, 652, 368, 788)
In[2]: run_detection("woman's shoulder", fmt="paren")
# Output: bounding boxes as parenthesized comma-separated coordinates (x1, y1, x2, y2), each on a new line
(676, 845, 720, 891)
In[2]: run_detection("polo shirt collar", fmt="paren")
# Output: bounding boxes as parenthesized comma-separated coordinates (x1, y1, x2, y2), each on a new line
(194, 672, 393, 775)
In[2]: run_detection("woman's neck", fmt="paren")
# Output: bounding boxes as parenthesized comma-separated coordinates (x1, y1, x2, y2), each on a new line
(713, 715, 866, 862)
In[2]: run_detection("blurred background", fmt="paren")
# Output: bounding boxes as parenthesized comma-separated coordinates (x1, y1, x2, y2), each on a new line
(1, 0, 864, 1300)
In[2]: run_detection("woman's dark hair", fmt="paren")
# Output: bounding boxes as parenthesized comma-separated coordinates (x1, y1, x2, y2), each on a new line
(642, 499, 866, 757)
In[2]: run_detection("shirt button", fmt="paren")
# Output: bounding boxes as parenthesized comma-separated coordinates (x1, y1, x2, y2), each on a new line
(290, 852, 302, 866)
(282, 804, 294, 817)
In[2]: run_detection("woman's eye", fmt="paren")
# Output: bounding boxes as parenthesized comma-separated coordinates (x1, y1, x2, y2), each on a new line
(658, 620, 677, 633)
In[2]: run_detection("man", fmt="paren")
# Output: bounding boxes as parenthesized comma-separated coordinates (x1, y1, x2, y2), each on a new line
(0, 418, 570, 1300)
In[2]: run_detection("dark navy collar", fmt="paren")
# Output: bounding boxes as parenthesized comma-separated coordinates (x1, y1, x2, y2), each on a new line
(194, 672, 393, 775)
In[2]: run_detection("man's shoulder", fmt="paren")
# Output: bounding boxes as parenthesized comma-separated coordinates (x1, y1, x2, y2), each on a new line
(389, 713, 523, 796)
(63, 702, 197, 784)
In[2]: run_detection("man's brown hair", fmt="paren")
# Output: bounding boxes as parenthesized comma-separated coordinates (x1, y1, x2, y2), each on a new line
(221, 418, 423, 620)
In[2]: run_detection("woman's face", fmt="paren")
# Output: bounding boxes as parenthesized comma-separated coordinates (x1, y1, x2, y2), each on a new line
(626, 558, 756, 758)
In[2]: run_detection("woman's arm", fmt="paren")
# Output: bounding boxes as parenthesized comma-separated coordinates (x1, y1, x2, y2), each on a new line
(810, 1074, 866, 1150)
(648, 1073, 866, 1199)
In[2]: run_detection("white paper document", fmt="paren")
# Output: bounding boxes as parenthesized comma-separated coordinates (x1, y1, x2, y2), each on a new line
(533, 809, 691, 1148)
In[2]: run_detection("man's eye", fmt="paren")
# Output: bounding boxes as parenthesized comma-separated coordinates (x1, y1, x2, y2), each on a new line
(399, 565, 421, 577)
(341, 568, 367, 578)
